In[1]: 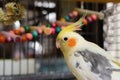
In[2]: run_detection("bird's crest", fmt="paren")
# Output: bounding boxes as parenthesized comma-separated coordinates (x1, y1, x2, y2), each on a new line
(57, 18, 83, 39)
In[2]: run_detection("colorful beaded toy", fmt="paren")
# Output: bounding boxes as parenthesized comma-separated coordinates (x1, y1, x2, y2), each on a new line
(0, 9, 98, 43)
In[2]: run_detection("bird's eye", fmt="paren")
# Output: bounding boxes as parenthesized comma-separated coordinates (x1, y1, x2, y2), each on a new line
(63, 37, 68, 41)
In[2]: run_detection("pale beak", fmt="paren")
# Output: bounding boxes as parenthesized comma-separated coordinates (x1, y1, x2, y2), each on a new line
(56, 40, 61, 48)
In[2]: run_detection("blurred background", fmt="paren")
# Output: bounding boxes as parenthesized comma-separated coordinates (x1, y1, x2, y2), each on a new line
(0, 0, 120, 80)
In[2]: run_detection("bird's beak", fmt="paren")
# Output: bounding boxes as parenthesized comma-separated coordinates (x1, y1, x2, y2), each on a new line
(56, 40, 61, 48)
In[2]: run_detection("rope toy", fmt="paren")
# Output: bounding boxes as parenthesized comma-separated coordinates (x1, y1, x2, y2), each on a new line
(0, 2, 25, 25)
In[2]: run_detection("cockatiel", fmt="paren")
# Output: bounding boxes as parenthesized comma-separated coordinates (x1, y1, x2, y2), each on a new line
(56, 18, 120, 80)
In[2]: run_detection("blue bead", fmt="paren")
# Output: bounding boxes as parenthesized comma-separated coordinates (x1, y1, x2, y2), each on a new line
(64, 16, 70, 21)
(56, 27, 61, 33)
(31, 30, 38, 38)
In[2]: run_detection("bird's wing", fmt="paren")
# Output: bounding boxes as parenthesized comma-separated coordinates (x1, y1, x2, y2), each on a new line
(69, 49, 114, 80)
(88, 41, 120, 67)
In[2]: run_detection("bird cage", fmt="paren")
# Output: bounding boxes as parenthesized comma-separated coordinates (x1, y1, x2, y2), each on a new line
(0, 0, 105, 80)
(103, 3, 120, 61)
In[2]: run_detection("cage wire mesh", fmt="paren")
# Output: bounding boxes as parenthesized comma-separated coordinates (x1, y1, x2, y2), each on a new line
(0, 0, 104, 80)
(103, 3, 120, 61)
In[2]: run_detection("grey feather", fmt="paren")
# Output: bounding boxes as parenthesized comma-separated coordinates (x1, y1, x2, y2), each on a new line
(74, 49, 112, 80)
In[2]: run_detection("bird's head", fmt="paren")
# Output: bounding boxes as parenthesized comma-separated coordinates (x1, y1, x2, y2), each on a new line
(56, 19, 85, 54)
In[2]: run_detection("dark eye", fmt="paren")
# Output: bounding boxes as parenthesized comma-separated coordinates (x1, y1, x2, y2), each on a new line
(63, 37, 68, 41)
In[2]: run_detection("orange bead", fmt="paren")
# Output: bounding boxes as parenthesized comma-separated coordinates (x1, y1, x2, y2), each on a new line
(72, 11, 78, 17)
(14, 30, 20, 35)
(19, 27, 25, 33)
(25, 33, 33, 40)
(41, 25, 46, 31)
(21, 35, 27, 42)
(0, 36, 6, 43)
(82, 19, 88, 25)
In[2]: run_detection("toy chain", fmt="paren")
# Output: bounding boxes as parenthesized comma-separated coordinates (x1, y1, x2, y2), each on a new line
(0, 7, 104, 43)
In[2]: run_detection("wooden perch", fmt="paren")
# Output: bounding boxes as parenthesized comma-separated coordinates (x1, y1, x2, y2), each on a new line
(75, 8, 104, 20)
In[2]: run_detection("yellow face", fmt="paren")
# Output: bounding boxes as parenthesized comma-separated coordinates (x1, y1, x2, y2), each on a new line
(56, 32, 78, 53)
(56, 18, 83, 53)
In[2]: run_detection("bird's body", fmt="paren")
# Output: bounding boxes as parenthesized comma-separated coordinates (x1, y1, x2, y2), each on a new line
(56, 20, 120, 80)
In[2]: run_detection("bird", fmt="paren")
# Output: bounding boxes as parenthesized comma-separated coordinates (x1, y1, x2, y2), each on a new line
(56, 18, 120, 80)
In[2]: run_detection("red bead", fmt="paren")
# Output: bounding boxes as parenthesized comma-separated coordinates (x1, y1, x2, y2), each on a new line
(25, 33, 33, 40)
(91, 14, 97, 21)
(51, 22, 57, 28)
(51, 28, 56, 35)
(6, 37, 12, 42)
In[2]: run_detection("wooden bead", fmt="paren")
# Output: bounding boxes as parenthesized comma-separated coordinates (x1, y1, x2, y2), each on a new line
(44, 27, 51, 35)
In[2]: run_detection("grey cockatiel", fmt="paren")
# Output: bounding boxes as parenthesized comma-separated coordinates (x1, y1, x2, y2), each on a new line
(56, 19, 120, 80)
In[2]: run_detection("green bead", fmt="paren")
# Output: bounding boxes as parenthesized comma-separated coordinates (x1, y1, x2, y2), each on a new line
(47, 24, 51, 28)
(79, 22, 83, 26)
(24, 25, 30, 32)
(64, 16, 70, 21)
(56, 27, 61, 33)
(31, 30, 38, 38)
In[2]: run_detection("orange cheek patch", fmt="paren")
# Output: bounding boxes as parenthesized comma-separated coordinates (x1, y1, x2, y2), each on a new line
(68, 38, 76, 47)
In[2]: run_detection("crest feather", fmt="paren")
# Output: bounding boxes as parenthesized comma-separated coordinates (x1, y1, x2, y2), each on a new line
(57, 18, 83, 39)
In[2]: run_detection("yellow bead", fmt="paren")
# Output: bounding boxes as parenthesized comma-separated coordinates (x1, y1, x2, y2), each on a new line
(60, 18, 66, 22)
(43, 27, 51, 35)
